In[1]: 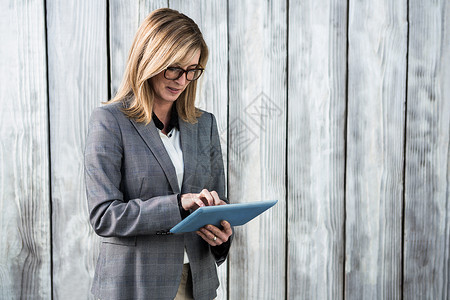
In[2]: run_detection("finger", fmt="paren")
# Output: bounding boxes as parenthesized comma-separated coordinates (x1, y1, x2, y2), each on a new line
(186, 193, 204, 208)
(210, 222, 231, 242)
(201, 227, 224, 245)
(221, 222, 232, 241)
(221, 220, 232, 235)
(200, 227, 216, 240)
(200, 190, 214, 206)
(181, 193, 197, 210)
(196, 230, 214, 246)
(194, 196, 205, 207)
(199, 189, 214, 206)
(210, 191, 221, 206)
(197, 229, 220, 246)
(203, 225, 228, 243)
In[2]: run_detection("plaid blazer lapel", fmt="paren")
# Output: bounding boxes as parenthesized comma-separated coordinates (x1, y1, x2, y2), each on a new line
(179, 118, 198, 193)
(129, 118, 180, 194)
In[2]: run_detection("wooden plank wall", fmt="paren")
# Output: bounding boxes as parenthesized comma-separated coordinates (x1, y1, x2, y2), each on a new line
(0, 1, 51, 299)
(46, 1, 107, 299)
(403, 0, 450, 299)
(228, 1, 287, 299)
(345, 0, 407, 299)
(288, 0, 347, 299)
(0, 1, 448, 299)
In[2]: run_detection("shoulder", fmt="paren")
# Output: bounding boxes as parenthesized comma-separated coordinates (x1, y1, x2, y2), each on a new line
(196, 109, 217, 128)
(92, 101, 125, 117)
(89, 101, 128, 124)
(87, 102, 132, 143)
(194, 109, 221, 139)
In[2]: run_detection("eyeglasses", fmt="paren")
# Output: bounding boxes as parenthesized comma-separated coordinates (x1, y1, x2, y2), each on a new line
(164, 67, 204, 81)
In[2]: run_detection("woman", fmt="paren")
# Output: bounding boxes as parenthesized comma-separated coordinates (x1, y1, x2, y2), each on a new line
(84, 8, 232, 300)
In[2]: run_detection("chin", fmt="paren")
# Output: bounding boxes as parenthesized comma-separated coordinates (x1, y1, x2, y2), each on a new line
(161, 96, 178, 103)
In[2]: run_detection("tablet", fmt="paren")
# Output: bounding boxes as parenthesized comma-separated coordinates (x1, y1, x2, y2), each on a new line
(170, 200, 278, 233)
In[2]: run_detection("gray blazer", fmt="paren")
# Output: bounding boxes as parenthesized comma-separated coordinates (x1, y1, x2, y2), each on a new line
(84, 101, 230, 300)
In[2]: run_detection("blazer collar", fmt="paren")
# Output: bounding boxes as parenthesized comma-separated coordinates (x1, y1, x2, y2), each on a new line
(129, 116, 199, 195)
(129, 118, 180, 194)
(179, 118, 198, 194)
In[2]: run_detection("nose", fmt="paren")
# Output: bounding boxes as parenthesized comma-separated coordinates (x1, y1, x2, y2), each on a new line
(174, 73, 187, 85)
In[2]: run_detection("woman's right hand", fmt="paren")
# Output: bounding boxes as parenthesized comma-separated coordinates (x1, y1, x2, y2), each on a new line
(180, 189, 226, 211)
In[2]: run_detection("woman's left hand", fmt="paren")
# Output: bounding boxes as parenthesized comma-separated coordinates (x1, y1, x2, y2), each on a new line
(196, 220, 232, 246)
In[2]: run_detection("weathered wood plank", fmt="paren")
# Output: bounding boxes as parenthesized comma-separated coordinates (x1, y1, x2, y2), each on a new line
(46, 1, 107, 299)
(169, 0, 228, 125)
(0, 1, 51, 299)
(169, 1, 229, 298)
(287, 0, 347, 299)
(403, 0, 450, 298)
(345, 0, 407, 299)
(228, 0, 287, 299)
(139, 0, 168, 23)
(110, 0, 140, 96)
(109, 0, 168, 96)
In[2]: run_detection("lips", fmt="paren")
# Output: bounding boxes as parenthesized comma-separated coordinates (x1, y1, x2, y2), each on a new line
(167, 86, 181, 94)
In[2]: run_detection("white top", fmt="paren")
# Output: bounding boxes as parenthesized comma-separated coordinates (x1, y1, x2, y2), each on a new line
(158, 127, 189, 264)
(158, 127, 184, 190)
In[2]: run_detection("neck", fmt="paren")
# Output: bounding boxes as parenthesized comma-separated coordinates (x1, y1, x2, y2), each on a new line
(153, 101, 174, 133)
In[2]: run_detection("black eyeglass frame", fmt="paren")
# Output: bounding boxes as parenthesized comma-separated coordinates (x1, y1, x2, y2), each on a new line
(163, 66, 204, 81)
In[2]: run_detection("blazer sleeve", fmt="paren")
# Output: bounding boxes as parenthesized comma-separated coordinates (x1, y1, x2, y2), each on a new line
(84, 107, 181, 237)
(208, 113, 233, 265)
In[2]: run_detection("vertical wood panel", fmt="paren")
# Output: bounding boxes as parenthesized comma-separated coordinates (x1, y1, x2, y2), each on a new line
(139, 0, 168, 23)
(228, 0, 287, 299)
(403, 0, 450, 298)
(287, 0, 347, 299)
(345, 0, 407, 299)
(110, 0, 139, 96)
(168, 1, 229, 299)
(109, 0, 168, 96)
(47, 1, 107, 299)
(169, 0, 228, 125)
(0, 1, 50, 299)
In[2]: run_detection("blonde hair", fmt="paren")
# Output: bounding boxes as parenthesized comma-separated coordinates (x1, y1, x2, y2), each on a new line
(107, 8, 208, 124)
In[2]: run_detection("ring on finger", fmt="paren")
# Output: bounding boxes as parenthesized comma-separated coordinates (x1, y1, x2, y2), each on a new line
(213, 236, 217, 241)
